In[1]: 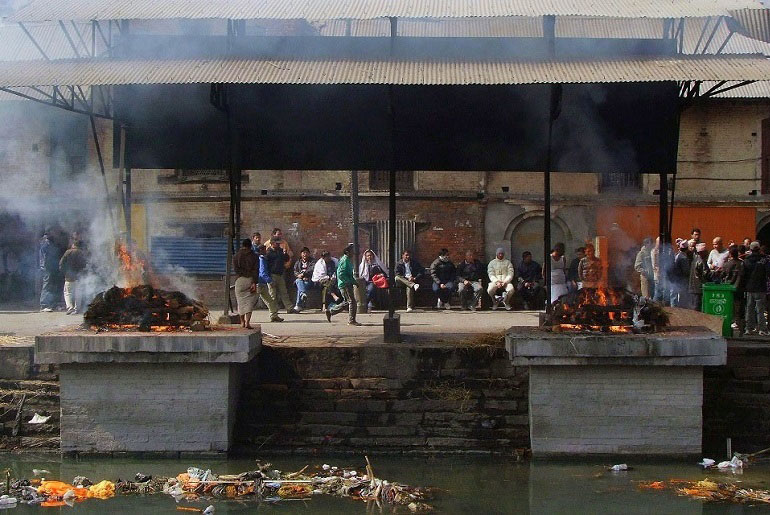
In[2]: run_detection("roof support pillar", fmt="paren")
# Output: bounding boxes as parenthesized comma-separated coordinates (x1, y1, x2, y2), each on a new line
(384, 16, 400, 343)
(543, 14, 556, 312)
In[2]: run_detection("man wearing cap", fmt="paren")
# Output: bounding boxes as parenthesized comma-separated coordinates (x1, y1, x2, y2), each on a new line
(487, 247, 515, 310)
(689, 242, 711, 311)
(743, 241, 768, 335)
(326, 243, 361, 326)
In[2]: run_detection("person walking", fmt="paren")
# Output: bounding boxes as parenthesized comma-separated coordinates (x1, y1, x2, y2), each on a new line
(312, 250, 339, 311)
(234, 239, 283, 328)
(326, 243, 361, 325)
(266, 237, 293, 313)
(395, 249, 424, 312)
(743, 241, 768, 335)
(58, 240, 87, 315)
(430, 248, 457, 310)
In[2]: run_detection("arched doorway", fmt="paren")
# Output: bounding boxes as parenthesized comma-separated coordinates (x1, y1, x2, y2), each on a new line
(757, 220, 770, 248)
(505, 213, 568, 268)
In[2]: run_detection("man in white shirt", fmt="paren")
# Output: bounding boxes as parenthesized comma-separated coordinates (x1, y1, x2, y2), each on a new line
(312, 250, 340, 311)
(707, 237, 729, 271)
(487, 248, 515, 310)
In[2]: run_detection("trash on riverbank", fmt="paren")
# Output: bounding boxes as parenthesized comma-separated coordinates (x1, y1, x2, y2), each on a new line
(2, 456, 436, 511)
(638, 478, 770, 504)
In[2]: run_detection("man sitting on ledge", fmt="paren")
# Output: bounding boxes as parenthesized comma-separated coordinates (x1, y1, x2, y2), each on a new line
(430, 248, 457, 310)
(457, 250, 484, 311)
(517, 251, 544, 310)
(487, 247, 514, 310)
(395, 249, 424, 312)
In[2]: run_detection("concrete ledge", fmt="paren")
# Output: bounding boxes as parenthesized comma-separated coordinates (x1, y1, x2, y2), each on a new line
(34, 327, 261, 364)
(506, 326, 726, 366)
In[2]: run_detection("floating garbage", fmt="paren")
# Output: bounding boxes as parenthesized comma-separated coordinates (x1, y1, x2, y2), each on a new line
(2, 457, 436, 511)
(638, 478, 770, 504)
(698, 458, 716, 469)
(717, 456, 743, 470)
(609, 464, 629, 472)
(27, 413, 50, 425)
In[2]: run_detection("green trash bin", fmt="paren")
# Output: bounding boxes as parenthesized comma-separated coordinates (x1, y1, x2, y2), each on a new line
(701, 282, 736, 337)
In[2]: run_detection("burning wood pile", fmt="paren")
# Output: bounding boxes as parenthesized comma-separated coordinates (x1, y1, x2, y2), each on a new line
(81, 240, 210, 332)
(84, 285, 210, 332)
(543, 288, 668, 334)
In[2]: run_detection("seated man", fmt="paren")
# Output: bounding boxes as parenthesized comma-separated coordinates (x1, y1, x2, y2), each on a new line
(312, 250, 340, 311)
(517, 251, 544, 310)
(292, 247, 316, 312)
(430, 248, 457, 309)
(487, 247, 515, 310)
(395, 249, 424, 312)
(457, 250, 484, 310)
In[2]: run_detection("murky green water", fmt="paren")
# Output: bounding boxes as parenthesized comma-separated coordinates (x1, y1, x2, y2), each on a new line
(1, 454, 770, 513)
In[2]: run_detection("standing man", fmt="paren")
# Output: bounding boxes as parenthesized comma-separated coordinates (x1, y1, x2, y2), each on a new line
(487, 247, 515, 310)
(430, 248, 457, 310)
(312, 250, 339, 311)
(743, 241, 768, 335)
(457, 250, 484, 311)
(326, 243, 361, 325)
(250, 232, 262, 253)
(266, 237, 293, 313)
(691, 228, 702, 247)
(722, 247, 744, 334)
(395, 249, 424, 313)
(567, 246, 585, 292)
(577, 243, 603, 289)
(634, 237, 655, 298)
(39, 229, 63, 312)
(265, 228, 294, 270)
(689, 242, 711, 311)
(292, 247, 316, 313)
(670, 240, 691, 308)
(707, 236, 729, 276)
(58, 240, 87, 315)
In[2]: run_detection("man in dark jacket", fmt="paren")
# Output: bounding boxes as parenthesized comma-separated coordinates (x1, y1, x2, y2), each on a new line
(689, 242, 710, 311)
(517, 251, 544, 310)
(39, 229, 63, 312)
(292, 247, 316, 313)
(457, 250, 484, 310)
(670, 240, 691, 308)
(58, 240, 87, 314)
(395, 250, 424, 312)
(430, 248, 457, 309)
(743, 241, 768, 335)
(722, 247, 745, 334)
(266, 237, 293, 313)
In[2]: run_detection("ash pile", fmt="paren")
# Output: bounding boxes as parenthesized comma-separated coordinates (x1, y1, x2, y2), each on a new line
(83, 285, 210, 332)
(543, 288, 669, 333)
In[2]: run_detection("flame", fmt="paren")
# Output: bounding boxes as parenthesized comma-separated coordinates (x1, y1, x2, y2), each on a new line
(554, 324, 632, 334)
(90, 324, 190, 333)
(114, 241, 148, 288)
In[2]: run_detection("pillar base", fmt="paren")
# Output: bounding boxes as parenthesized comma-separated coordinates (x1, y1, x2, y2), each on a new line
(383, 314, 401, 343)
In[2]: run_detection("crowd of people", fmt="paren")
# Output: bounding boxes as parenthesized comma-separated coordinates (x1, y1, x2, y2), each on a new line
(633, 228, 769, 335)
(233, 228, 593, 326)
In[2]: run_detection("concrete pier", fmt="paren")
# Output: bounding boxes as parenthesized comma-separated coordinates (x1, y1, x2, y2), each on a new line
(35, 328, 260, 454)
(506, 326, 726, 456)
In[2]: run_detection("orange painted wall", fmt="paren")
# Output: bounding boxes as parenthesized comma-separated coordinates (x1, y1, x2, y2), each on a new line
(597, 206, 756, 246)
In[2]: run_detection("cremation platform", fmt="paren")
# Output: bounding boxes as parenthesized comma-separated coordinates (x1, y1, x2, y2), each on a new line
(35, 327, 261, 454)
(506, 326, 726, 457)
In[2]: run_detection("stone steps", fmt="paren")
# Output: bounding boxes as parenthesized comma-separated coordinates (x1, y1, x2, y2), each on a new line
(0, 378, 61, 446)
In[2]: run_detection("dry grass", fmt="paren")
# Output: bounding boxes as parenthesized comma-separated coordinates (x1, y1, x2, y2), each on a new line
(420, 380, 473, 412)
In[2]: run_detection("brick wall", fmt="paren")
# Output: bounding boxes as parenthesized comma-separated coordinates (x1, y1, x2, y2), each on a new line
(235, 343, 529, 454)
(59, 362, 236, 453)
(530, 366, 702, 455)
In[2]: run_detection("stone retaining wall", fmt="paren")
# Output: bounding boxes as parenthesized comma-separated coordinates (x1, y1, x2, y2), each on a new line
(234, 343, 529, 454)
(704, 341, 770, 453)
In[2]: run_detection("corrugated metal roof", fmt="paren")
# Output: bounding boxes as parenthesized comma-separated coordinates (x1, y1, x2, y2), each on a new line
(0, 55, 768, 87)
(703, 79, 770, 96)
(731, 7, 770, 42)
(0, 22, 95, 61)
(7, 0, 764, 23)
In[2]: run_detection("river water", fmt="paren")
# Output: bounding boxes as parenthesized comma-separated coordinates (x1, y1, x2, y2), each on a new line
(1, 454, 770, 513)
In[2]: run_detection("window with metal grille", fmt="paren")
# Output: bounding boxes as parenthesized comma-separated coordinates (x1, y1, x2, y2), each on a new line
(599, 171, 640, 192)
(368, 170, 414, 191)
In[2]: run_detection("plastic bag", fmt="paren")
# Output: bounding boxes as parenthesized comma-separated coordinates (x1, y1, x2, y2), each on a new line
(88, 480, 116, 499)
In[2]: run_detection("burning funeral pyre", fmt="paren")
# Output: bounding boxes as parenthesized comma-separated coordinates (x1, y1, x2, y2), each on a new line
(543, 288, 669, 333)
(82, 241, 210, 332)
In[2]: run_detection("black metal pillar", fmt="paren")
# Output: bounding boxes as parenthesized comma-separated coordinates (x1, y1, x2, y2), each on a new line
(659, 172, 669, 243)
(351, 170, 360, 267)
(383, 16, 401, 343)
(543, 15, 556, 313)
(88, 115, 117, 239)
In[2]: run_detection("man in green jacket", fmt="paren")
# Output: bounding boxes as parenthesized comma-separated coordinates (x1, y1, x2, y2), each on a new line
(326, 243, 361, 325)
